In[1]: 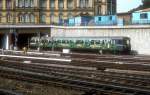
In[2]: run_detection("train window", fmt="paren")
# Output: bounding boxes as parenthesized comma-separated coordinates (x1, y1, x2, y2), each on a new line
(36, 40, 39, 43)
(56, 40, 60, 43)
(49, 41, 52, 43)
(76, 40, 83, 44)
(102, 40, 105, 44)
(66, 40, 69, 43)
(116, 40, 123, 44)
(91, 40, 94, 44)
(96, 40, 100, 44)
(70, 40, 73, 43)
(62, 40, 65, 43)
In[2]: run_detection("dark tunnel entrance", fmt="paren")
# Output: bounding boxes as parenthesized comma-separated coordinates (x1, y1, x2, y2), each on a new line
(17, 33, 36, 50)
(0, 34, 4, 49)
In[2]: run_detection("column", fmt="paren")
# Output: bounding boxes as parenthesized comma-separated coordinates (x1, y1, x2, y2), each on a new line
(55, 0, 58, 10)
(64, 0, 67, 10)
(35, 0, 39, 8)
(47, 0, 50, 9)
(5, 33, 10, 50)
(76, 0, 79, 8)
(89, 0, 93, 8)
(3, 0, 6, 10)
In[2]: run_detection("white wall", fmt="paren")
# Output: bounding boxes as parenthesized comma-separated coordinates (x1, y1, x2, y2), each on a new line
(51, 25, 150, 55)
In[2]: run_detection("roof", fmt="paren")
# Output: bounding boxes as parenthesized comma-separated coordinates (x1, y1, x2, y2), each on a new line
(135, 8, 150, 12)
(117, 12, 131, 16)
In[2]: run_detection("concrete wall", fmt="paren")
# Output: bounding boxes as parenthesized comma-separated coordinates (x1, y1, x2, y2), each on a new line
(51, 25, 150, 55)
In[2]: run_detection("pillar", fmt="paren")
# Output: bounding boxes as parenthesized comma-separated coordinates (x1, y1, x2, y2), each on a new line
(2, 0, 6, 10)
(64, 0, 67, 10)
(55, 0, 58, 10)
(89, 0, 93, 8)
(4, 33, 10, 50)
(76, 0, 79, 8)
(47, 0, 50, 9)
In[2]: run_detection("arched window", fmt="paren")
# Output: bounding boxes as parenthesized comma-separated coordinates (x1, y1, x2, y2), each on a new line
(7, 13, 12, 23)
(41, 14, 46, 23)
(18, 14, 24, 23)
(24, 14, 30, 23)
(30, 14, 35, 23)
(50, 13, 54, 23)
(59, 13, 63, 24)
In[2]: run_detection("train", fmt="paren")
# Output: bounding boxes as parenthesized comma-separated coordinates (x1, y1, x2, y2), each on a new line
(29, 36, 131, 54)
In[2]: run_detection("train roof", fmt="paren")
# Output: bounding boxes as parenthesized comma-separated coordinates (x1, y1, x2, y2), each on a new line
(31, 36, 130, 40)
(52, 36, 130, 39)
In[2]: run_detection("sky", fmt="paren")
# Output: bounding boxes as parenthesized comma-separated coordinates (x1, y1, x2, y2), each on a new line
(117, 0, 142, 13)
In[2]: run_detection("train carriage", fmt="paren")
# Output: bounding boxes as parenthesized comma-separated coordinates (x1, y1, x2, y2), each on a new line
(30, 36, 131, 54)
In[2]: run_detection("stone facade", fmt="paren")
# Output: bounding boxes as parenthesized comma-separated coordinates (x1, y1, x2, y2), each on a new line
(0, 0, 116, 25)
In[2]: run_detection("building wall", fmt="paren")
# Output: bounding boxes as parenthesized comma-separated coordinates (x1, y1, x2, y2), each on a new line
(132, 11, 150, 24)
(51, 25, 150, 55)
(94, 15, 117, 25)
(117, 13, 131, 25)
(0, 0, 116, 25)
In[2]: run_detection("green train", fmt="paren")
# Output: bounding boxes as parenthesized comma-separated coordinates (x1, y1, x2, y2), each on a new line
(29, 36, 131, 54)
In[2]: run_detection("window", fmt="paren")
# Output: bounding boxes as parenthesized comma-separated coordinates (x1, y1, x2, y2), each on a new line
(67, 0, 73, 9)
(79, 0, 84, 8)
(25, 14, 30, 22)
(79, 0, 89, 8)
(50, 0, 55, 8)
(41, 14, 46, 23)
(116, 40, 123, 44)
(6, 0, 12, 9)
(7, 13, 12, 23)
(59, 13, 63, 24)
(85, 0, 89, 7)
(30, 0, 34, 7)
(58, 0, 64, 8)
(19, 0, 24, 7)
(25, 0, 29, 7)
(30, 14, 35, 23)
(50, 14, 54, 23)
(98, 17, 101, 21)
(40, 0, 47, 8)
(18, 14, 24, 22)
(140, 13, 148, 19)
(109, 16, 112, 20)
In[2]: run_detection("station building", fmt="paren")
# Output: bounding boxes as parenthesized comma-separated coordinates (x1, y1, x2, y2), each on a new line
(0, 0, 116, 50)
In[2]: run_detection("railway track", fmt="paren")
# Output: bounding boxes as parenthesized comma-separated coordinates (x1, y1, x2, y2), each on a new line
(0, 60, 150, 95)
(1, 53, 150, 72)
